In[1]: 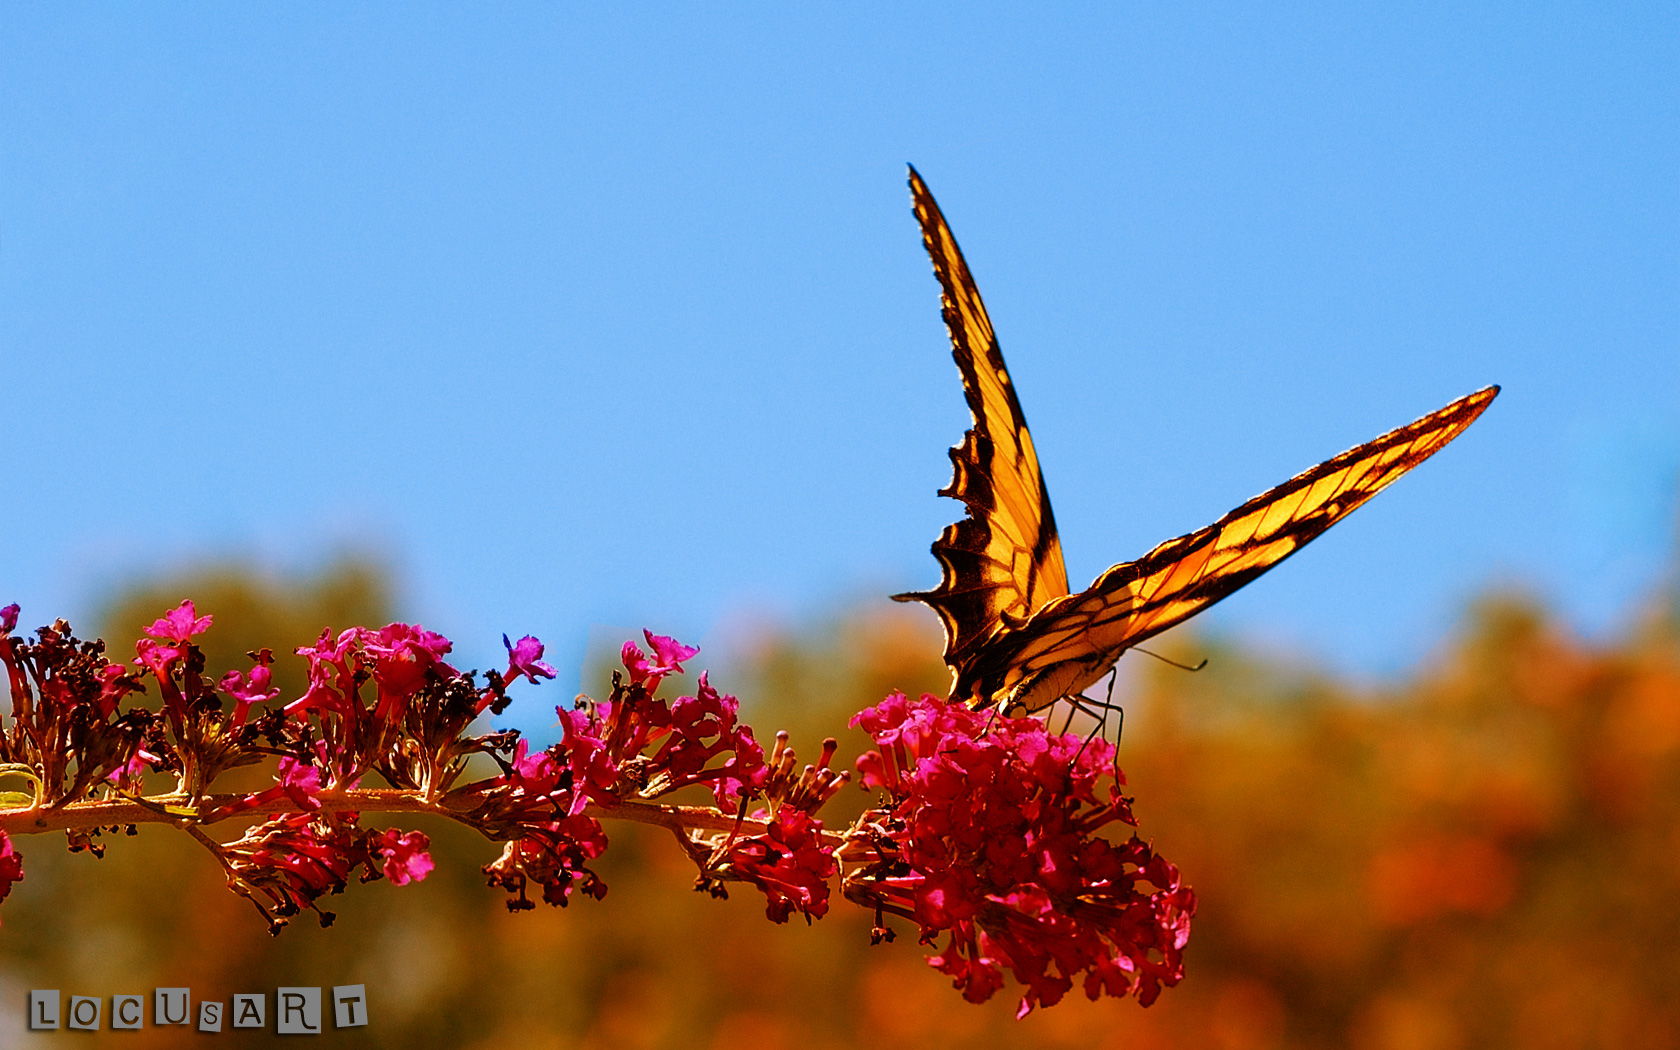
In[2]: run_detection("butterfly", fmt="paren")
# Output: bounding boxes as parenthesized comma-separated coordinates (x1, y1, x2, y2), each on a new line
(894, 166, 1499, 714)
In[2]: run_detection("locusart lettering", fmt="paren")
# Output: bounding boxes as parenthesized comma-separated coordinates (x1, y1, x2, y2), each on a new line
(26, 986, 369, 1032)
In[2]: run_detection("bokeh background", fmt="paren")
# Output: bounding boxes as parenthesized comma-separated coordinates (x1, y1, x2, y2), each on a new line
(1, 4, 1675, 1048)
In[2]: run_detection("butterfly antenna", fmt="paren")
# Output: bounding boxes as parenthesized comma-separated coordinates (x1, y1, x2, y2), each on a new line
(1132, 646, 1208, 673)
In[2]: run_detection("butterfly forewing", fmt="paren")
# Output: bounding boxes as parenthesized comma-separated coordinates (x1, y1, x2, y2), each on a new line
(965, 385, 1499, 711)
(894, 167, 1071, 679)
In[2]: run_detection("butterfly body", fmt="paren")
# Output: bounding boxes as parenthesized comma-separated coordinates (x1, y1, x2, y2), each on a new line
(896, 166, 1498, 714)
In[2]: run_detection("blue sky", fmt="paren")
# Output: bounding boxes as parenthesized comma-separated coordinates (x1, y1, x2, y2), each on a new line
(2, 4, 1675, 707)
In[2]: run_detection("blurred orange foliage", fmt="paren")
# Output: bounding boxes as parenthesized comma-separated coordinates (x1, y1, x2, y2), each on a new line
(0, 566, 1675, 1048)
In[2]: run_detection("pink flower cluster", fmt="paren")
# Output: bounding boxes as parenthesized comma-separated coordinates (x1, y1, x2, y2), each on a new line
(724, 807, 836, 923)
(845, 692, 1196, 1016)
(0, 601, 527, 930)
(0, 603, 157, 855)
(479, 632, 841, 923)
(0, 603, 1197, 1013)
(217, 813, 436, 930)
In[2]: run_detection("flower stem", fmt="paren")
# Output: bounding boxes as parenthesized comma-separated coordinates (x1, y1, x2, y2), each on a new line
(0, 791, 850, 848)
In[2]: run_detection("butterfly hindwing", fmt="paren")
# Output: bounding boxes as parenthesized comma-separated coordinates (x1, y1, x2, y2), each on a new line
(959, 385, 1499, 711)
(893, 166, 1071, 680)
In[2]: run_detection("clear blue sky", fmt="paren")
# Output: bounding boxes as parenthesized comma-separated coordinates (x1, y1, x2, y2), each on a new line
(3, 4, 1675, 704)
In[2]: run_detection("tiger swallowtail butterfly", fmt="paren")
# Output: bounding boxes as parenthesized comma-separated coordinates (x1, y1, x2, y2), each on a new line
(894, 166, 1498, 714)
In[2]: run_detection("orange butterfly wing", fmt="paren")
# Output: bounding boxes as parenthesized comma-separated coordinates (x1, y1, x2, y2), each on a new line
(893, 166, 1071, 686)
(958, 385, 1499, 711)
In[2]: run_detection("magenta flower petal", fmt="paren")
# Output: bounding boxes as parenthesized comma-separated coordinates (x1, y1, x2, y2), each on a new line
(143, 600, 213, 643)
(644, 631, 699, 670)
(376, 829, 434, 886)
(503, 634, 557, 683)
(0, 832, 24, 910)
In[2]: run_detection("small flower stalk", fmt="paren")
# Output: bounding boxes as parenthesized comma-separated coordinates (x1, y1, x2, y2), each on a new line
(0, 602, 1194, 1015)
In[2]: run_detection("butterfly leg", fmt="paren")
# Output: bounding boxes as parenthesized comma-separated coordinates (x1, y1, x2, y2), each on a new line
(1105, 666, 1124, 756)
(1071, 716, 1105, 766)
(1064, 669, 1127, 770)
(1099, 668, 1129, 771)
(1065, 670, 1123, 766)
(1059, 696, 1082, 737)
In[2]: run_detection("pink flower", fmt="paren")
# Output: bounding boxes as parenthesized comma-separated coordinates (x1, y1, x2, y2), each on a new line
(364, 623, 458, 719)
(557, 705, 618, 811)
(0, 604, 17, 634)
(221, 813, 363, 930)
(503, 634, 557, 684)
(277, 754, 325, 811)
(288, 627, 360, 717)
(621, 673, 772, 807)
(489, 739, 571, 814)
(143, 600, 213, 643)
(621, 631, 698, 687)
(105, 748, 162, 785)
(220, 662, 280, 726)
(483, 817, 610, 910)
(658, 675, 733, 773)
(286, 622, 462, 726)
(711, 723, 769, 808)
(510, 738, 559, 783)
(725, 809, 835, 924)
(0, 831, 24, 913)
(374, 829, 434, 886)
(133, 637, 185, 679)
(220, 664, 278, 704)
(930, 930, 1005, 1006)
(197, 747, 352, 824)
(96, 664, 138, 718)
